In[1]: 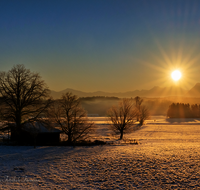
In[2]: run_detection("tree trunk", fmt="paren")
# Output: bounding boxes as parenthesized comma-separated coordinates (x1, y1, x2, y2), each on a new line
(68, 133, 72, 144)
(16, 113, 22, 133)
(120, 130, 123, 140)
(34, 138, 36, 149)
(14, 115, 22, 142)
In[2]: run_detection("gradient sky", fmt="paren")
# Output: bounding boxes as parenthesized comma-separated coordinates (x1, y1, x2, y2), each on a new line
(1, 0, 200, 92)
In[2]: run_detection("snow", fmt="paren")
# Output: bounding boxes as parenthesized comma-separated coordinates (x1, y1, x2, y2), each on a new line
(1, 116, 200, 189)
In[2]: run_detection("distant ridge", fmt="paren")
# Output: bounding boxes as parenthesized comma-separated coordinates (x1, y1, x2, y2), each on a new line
(187, 83, 200, 97)
(50, 84, 200, 99)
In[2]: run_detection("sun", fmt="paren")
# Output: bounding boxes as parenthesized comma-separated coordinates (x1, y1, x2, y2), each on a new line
(171, 70, 182, 81)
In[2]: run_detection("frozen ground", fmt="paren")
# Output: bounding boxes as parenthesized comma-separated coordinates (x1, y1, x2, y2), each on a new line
(0, 116, 200, 189)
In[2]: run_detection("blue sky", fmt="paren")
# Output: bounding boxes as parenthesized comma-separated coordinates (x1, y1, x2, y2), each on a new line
(1, 0, 200, 92)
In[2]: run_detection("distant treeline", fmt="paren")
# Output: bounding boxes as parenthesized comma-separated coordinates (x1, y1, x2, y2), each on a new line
(167, 103, 200, 118)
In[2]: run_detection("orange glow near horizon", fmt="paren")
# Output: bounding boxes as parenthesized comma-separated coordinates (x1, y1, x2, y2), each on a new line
(136, 38, 200, 93)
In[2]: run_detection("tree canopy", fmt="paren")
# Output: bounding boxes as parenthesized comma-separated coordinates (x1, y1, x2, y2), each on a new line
(167, 103, 200, 118)
(49, 92, 94, 144)
(108, 98, 137, 139)
(0, 65, 51, 133)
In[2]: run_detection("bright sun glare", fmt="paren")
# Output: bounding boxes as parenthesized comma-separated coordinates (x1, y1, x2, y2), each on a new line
(171, 70, 182, 81)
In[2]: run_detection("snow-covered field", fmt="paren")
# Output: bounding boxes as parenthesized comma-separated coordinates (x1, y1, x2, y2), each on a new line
(1, 116, 200, 189)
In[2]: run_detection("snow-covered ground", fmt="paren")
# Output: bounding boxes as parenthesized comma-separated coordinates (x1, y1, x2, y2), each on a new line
(1, 116, 200, 189)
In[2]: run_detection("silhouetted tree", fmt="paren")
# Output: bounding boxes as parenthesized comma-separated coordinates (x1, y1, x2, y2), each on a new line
(191, 104, 200, 118)
(134, 96, 143, 121)
(107, 98, 137, 139)
(139, 105, 150, 125)
(0, 65, 51, 140)
(167, 103, 176, 118)
(166, 103, 200, 118)
(133, 96, 150, 125)
(49, 92, 94, 144)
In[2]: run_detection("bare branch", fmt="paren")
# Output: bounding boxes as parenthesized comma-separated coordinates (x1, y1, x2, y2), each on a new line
(49, 92, 94, 144)
(0, 65, 51, 137)
(108, 98, 137, 139)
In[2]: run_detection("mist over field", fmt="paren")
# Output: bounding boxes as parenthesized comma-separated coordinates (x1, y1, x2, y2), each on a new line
(80, 96, 200, 116)
(50, 83, 200, 116)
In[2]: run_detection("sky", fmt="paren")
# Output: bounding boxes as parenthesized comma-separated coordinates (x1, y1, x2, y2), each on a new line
(1, 0, 200, 92)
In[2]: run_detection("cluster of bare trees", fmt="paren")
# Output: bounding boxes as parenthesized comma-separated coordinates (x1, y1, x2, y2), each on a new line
(0, 65, 149, 144)
(107, 96, 149, 140)
(0, 65, 93, 144)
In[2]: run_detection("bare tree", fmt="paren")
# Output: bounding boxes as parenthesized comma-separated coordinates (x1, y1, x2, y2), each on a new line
(49, 92, 94, 144)
(107, 98, 137, 140)
(139, 105, 150, 125)
(133, 96, 150, 125)
(134, 96, 143, 121)
(0, 65, 51, 139)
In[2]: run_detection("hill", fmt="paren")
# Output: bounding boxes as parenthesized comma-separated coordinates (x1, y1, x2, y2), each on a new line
(187, 83, 200, 97)
(50, 85, 191, 99)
